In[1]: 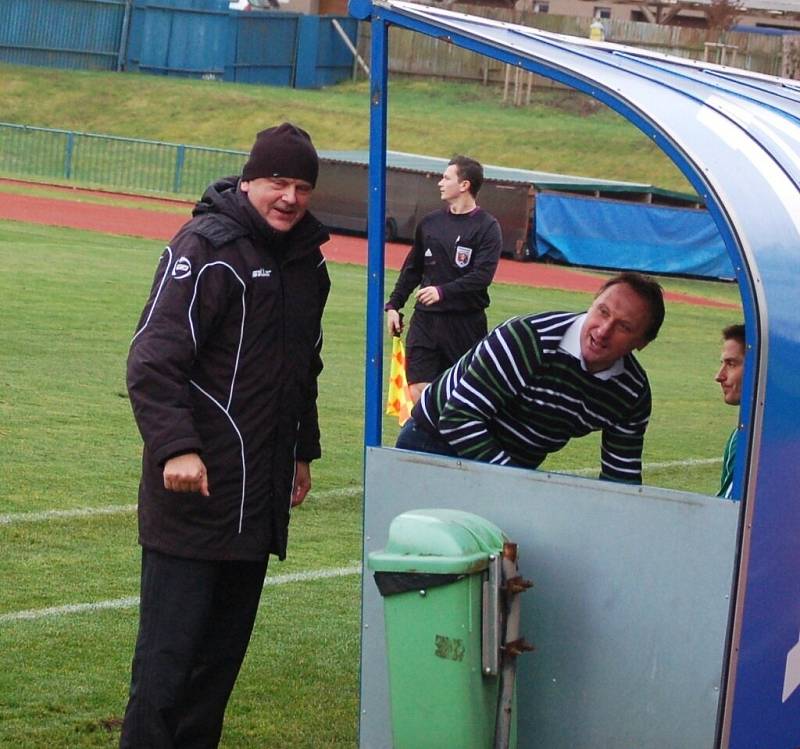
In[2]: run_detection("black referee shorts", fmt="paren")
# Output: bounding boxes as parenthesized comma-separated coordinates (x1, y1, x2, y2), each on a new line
(405, 309, 487, 384)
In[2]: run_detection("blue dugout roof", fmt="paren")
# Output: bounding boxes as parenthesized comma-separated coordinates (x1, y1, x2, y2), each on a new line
(352, 1, 800, 745)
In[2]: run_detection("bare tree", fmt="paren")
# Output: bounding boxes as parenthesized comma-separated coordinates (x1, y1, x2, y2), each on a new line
(782, 36, 800, 80)
(705, 0, 744, 42)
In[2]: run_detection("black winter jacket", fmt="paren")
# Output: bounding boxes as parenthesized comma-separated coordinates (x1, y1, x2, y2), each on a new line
(127, 178, 331, 561)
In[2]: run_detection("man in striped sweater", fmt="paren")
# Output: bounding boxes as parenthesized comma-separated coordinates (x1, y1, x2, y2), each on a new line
(396, 272, 665, 484)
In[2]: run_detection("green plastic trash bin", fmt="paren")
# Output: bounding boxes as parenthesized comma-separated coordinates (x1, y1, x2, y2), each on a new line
(368, 508, 515, 749)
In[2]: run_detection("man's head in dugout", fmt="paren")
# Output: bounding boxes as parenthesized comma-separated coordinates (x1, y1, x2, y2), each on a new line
(716, 323, 745, 407)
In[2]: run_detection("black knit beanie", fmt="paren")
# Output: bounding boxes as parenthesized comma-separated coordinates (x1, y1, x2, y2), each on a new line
(241, 123, 319, 187)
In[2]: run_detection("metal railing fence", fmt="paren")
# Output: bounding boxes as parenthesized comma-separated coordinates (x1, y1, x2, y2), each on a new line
(0, 122, 247, 197)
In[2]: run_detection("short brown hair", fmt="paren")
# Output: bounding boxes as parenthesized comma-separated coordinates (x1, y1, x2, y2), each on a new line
(449, 155, 484, 197)
(722, 323, 745, 345)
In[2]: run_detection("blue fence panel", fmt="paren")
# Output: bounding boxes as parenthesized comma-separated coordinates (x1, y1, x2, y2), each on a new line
(147, 0, 225, 6)
(316, 16, 358, 86)
(227, 12, 299, 86)
(129, 0, 229, 77)
(294, 15, 320, 89)
(0, 0, 358, 88)
(0, 0, 126, 70)
(295, 15, 358, 88)
(127, 4, 169, 72)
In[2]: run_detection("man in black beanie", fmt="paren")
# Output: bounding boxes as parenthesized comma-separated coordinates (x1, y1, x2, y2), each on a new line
(120, 123, 330, 748)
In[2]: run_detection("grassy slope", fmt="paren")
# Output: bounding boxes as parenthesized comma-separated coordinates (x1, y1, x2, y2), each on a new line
(0, 62, 691, 191)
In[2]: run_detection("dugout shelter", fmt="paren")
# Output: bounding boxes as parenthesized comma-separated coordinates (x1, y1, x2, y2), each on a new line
(351, 2, 800, 746)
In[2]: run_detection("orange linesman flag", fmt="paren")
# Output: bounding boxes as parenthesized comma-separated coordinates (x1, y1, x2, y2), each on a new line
(386, 336, 413, 426)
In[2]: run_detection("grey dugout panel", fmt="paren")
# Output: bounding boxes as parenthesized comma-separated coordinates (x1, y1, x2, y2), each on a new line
(360, 447, 739, 748)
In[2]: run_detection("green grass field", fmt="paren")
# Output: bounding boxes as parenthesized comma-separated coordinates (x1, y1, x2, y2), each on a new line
(0, 216, 742, 747)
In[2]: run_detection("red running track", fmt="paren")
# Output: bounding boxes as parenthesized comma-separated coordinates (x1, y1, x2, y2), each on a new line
(0, 182, 737, 309)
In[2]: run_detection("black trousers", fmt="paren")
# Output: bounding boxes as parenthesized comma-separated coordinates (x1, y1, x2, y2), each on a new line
(119, 549, 269, 749)
(405, 308, 488, 384)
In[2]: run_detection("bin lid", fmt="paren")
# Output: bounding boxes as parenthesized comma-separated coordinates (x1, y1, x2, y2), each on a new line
(367, 508, 506, 574)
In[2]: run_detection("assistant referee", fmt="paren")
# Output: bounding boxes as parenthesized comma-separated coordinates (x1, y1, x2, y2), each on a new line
(385, 154, 503, 402)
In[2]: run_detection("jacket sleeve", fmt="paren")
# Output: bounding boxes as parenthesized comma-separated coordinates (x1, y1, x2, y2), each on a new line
(295, 255, 331, 462)
(126, 236, 235, 465)
(386, 222, 425, 310)
(438, 216, 502, 300)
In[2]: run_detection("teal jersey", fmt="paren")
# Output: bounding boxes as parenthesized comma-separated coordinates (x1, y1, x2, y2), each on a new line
(718, 428, 738, 500)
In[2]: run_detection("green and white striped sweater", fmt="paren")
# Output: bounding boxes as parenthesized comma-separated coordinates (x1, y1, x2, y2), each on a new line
(412, 311, 652, 483)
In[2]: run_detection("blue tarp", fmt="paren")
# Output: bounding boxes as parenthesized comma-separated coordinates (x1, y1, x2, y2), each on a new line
(534, 192, 735, 279)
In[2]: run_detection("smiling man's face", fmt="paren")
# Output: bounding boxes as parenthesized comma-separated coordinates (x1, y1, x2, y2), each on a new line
(241, 176, 313, 232)
(580, 282, 651, 373)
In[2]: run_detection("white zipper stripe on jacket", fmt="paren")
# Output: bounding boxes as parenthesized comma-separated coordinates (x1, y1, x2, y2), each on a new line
(131, 246, 172, 343)
(185, 262, 249, 533)
(189, 379, 248, 534)
(188, 261, 247, 411)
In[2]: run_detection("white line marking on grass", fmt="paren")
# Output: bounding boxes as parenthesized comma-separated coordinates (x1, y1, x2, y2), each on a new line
(0, 597, 143, 623)
(0, 485, 364, 526)
(265, 564, 362, 586)
(0, 504, 138, 525)
(0, 563, 362, 624)
(568, 457, 722, 476)
(0, 457, 723, 623)
(0, 458, 723, 526)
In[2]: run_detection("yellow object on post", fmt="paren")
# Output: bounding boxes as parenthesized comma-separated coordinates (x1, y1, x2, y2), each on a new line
(386, 336, 413, 426)
(589, 18, 605, 41)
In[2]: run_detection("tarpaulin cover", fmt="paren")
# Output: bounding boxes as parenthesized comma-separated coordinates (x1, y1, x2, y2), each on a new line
(534, 192, 734, 279)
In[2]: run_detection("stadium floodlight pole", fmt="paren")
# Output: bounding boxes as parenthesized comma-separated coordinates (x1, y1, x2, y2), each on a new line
(355, 0, 388, 448)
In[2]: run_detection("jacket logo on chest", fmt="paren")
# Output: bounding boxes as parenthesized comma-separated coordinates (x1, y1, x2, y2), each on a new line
(172, 257, 192, 279)
(454, 245, 473, 268)
(252, 268, 272, 279)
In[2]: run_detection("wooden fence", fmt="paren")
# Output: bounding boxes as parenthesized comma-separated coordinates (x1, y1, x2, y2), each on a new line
(356, 3, 794, 88)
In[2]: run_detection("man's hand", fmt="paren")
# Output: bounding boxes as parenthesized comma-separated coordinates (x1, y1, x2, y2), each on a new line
(386, 308, 403, 336)
(292, 461, 311, 507)
(163, 453, 210, 496)
(416, 286, 441, 306)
